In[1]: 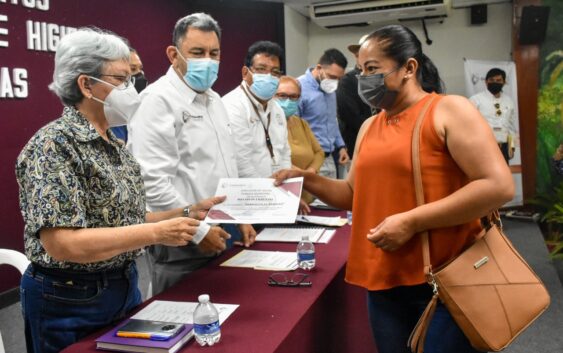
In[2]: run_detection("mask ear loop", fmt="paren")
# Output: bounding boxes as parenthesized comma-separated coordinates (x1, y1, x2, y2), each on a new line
(87, 76, 119, 105)
(78, 74, 95, 99)
(174, 47, 191, 80)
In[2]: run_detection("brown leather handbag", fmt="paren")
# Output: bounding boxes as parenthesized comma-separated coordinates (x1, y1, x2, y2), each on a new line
(407, 97, 551, 352)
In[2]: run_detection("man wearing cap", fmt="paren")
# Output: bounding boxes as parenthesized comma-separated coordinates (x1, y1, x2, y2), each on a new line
(336, 35, 373, 159)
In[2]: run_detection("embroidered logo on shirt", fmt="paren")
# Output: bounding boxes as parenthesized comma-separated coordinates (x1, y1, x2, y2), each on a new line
(182, 112, 203, 123)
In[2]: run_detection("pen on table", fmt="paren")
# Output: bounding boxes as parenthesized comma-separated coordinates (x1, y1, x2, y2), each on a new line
(116, 332, 170, 340)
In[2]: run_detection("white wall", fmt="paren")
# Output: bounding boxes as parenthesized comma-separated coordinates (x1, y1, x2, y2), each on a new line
(283, 6, 309, 77)
(293, 2, 512, 96)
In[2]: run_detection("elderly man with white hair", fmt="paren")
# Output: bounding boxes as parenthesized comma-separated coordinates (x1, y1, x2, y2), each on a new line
(16, 27, 222, 353)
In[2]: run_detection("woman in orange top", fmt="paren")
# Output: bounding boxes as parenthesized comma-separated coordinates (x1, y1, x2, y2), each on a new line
(274, 25, 513, 353)
(275, 76, 325, 204)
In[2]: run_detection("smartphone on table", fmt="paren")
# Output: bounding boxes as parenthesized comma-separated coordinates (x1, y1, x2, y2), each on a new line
(116, 319, 184, 341)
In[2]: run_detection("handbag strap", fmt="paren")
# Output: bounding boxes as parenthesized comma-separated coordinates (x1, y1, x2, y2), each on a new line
(410, 95, 436, 279)
(411, 95, 501, 281)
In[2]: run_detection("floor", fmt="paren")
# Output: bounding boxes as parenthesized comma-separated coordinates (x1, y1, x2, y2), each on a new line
(0, 219, 562, 353)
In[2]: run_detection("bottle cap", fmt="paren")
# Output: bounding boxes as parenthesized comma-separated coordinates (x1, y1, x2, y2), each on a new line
(198, 294, 210, 303)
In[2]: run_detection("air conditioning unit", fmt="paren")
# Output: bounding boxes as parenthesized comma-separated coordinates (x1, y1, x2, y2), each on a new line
(451, 0, 509, 9)
(309, 0, 450, 28)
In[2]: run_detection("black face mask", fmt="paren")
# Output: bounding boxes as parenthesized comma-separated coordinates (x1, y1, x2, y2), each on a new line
(133, 72, 148, 93)
(486, 82, 503, 95)
(357, 71, 398, 110)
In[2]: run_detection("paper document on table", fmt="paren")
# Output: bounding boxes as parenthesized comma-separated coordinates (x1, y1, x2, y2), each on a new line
(221, 250, 298, 271)
(296, 215, 348, 227)
(205, 177, 303, 224)
(131, 300, 238, 325)
(317, 229, 336, 243)
(256, 227, 332, 243)
(309, 199, 341, 211)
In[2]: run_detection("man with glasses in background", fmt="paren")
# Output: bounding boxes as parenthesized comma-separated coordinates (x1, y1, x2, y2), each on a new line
(298, 49, 350, 179)
(470, 67, 517, 164)
(128, 13, 255, 296)
(222, 41, 291, 178)
(110, 46, 148, 143)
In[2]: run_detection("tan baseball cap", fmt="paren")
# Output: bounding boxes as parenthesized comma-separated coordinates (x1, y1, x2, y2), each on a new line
(347, 34, 369, 54)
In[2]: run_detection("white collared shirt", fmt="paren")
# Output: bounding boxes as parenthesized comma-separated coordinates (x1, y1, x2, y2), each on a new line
(469, 90, 516, 143)
(222, 82, 291, 177)
(128, 66, 238, 242)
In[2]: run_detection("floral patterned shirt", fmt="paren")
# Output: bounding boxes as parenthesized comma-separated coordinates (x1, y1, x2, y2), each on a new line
(16, 106, 146, 271)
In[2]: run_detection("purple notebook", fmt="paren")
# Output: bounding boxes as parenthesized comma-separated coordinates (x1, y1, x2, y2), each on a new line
(96, 319, 194, 353)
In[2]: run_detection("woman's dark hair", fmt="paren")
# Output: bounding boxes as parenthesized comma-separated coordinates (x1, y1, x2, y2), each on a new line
(365, 25, 444, 94)
(244, 41, 284, 68)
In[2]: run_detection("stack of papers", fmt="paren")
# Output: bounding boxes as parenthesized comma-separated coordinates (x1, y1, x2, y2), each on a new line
(256, 227, 335, 243)
(221, 250, 298, 271)
(130, 300, 238, 324)
(296, 215, 348, 227)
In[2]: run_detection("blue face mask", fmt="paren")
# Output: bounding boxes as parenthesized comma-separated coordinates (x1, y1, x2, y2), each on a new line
(176, 49, 219, 92)
(250, 73, 279, 100)
(276, 98, 299, 118)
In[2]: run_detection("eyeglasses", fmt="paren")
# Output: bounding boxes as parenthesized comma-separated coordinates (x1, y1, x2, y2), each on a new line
(267, 272, 311, 287)
(98, 74, 136, 89)
(275, 93, 300, 101)
(494, 103, 501, 117)
(249, 66, 283, 78)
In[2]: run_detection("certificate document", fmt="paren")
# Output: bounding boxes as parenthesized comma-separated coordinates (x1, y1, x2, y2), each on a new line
(205, 177, 303, 224)
(220, 250, 298, 271)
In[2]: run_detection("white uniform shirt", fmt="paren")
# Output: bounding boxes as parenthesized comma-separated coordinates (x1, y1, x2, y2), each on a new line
(128, 67, 238, 242)
(469, 90, 516, 143)
(222, 82, 291, 177)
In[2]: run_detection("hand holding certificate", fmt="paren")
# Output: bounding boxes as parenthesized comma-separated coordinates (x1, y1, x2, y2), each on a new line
(205, 177, 303, 224)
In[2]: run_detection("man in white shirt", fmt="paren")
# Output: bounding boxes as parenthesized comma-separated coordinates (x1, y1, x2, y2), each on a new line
(128, 13, 256, 295)
(470, 68, 517, 164)
(222, 41, 291, 177)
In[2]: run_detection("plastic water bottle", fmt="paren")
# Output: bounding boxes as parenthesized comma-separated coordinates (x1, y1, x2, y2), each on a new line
(347, 210, 353, 225)
(297, 235, 315, 270)
(193, 294, 221, 346)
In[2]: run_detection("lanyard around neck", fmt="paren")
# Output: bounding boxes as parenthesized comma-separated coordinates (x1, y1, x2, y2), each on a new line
(240, 84, 275, 160)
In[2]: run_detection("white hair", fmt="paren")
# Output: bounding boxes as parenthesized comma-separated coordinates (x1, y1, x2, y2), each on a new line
(49, 27, 130, 106)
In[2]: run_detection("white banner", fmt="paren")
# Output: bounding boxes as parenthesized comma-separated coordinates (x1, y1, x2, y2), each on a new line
(464, 59, 523, 206)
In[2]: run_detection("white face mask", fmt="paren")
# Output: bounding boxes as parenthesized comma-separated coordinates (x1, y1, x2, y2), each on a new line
(88, 77, 141, 127)
(320, 78, 338, 94)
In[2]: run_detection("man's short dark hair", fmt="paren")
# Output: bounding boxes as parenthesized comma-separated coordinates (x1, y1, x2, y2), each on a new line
(486, 68, 506, 81)
(173, 13, 221, 47)
(244, 41, 284, 68)
(318, 48, 347, 69)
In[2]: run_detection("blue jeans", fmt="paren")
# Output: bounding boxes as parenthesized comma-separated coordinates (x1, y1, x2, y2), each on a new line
(20, 262, 142, 353)
(368, 284, 484, 353)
